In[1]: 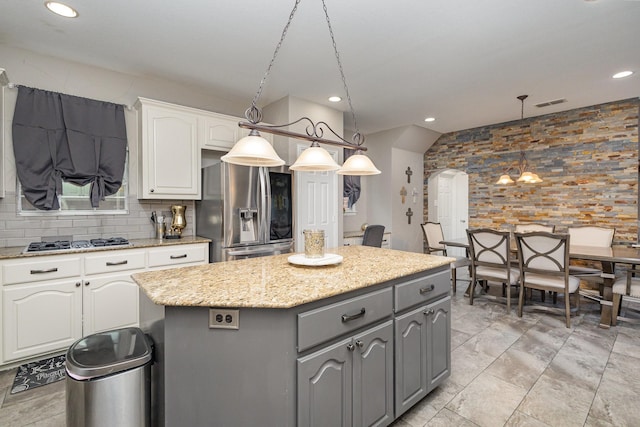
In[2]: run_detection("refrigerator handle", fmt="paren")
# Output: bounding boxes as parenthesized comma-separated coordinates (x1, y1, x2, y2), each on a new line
(261, 167, 271, 243)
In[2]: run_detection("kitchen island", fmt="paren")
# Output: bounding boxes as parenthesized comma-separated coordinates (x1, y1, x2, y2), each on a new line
(133, 245, 454, 427)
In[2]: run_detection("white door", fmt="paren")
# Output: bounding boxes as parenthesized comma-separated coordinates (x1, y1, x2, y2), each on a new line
(294, 144, 339, 252)
(83, 274, 140, 335)
(428, 170, 469, 257)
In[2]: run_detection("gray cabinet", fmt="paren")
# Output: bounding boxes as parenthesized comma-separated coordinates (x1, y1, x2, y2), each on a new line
(394, 270, 451, 418)
(297, 320, 393, 427)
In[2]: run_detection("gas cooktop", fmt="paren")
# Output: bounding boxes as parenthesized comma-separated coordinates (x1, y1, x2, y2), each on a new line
(24, 237, 131, 253)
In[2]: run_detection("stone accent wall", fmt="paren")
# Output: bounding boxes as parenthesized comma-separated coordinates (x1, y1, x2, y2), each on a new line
(424, 98, 639, 242)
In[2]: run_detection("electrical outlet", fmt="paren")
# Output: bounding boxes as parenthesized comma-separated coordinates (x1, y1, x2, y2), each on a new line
(209, 308, 239, 330)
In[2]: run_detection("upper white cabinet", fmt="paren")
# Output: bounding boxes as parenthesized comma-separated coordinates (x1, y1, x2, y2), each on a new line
(136, 98, 201, 199)
(200, 113, 239, 151)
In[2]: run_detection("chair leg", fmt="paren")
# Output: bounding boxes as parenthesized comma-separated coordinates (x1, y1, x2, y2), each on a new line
(518, 284, 525, 317)
(612, 294, 622, 326)
(552, 292, 557, 304)
(506, 281, 511, 313)
(565, 291, 571, 328)
(451, 267, 457, 294)
(469, 274, 476, 305)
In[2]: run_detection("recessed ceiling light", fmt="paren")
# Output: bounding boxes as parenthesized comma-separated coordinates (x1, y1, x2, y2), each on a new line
(612, 70, 634, 79)
(424, 117, 436, 122)
(45, 1, 78, 18)
(328, 96, 342, 103)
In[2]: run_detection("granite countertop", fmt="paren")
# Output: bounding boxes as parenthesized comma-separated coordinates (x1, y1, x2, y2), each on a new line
(132, 246, 454, 309)
(0, 236, 211, 260)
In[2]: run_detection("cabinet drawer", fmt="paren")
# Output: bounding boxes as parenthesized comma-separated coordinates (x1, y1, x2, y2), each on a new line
(394, 270, 450, 312)
(148, 244, 207, 268)
(84, 250, 146, 275)
(297, 287, 392, 352)
(2, 256, 82, 286)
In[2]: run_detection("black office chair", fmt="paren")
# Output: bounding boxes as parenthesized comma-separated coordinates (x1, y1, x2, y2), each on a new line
(362, 225, 385, 247)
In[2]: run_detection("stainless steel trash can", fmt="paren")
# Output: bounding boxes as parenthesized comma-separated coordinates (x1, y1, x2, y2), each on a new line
(65, 327, 153, 427)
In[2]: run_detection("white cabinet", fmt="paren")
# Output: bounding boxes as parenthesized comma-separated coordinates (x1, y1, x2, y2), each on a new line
(200, 114, 238, 151)
(0, 242, 208, 365)
(136, 97, 201, 199)
(3, 279, 83, 362)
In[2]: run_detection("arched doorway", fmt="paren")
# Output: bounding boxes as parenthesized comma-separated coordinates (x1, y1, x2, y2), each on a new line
(427, 169, 469, 257)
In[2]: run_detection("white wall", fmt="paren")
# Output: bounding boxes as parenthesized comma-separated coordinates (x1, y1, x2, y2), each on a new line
(0, 45, 250, 247)
(391, 147, 424, 253)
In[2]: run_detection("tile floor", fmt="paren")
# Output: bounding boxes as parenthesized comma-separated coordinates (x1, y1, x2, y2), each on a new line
(1, 286, 639, 426)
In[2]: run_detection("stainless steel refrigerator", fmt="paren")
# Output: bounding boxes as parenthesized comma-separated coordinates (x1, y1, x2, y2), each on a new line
(196, 162, 294, 262)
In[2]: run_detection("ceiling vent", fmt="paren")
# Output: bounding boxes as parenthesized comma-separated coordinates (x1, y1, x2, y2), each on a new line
(535, 98, 567, 108)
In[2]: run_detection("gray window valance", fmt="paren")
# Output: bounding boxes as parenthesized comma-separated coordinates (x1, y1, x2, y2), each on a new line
(343, 148, 361, 208)
(12, 87, 127, 210)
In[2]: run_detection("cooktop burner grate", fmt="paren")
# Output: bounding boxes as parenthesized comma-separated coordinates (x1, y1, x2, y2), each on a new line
(24, 237, 130, 253)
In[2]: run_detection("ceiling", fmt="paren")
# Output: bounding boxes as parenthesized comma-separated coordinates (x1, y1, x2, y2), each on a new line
(1, 0, 639, 135)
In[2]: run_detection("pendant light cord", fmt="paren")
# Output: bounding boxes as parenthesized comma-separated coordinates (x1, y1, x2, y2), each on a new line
(247, 0, 363, 145)
(321, 0, 361, 145)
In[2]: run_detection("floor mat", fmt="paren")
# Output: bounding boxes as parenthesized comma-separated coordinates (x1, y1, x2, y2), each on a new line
(10, 354, 66, 394)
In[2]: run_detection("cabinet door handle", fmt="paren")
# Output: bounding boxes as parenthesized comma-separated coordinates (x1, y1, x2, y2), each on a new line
(170, 254, 188, 259)
(341, 308, 366, 323)
(355, 340, 364, 348)
(420, 284, 435, 294)
(30, 267, 58, 274)
(346, 343, 355, 352)
(84, 281, 90, 286)
(423, 309, 435, 316)
(76, 282, 81, 287)
(150, 188, 155, 193)
(106, 260, 128, 266)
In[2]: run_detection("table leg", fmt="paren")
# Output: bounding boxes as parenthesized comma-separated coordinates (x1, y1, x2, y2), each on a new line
(599, 261, 615, 328)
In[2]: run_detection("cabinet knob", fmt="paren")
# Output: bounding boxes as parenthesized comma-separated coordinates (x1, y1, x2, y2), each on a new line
(423, 309, 435, 315)
(150, 188, 155, 193)
(84, 281, 90, 286)
(76, 282, 81, 287)
(346, 343, 355, 352)
(355, 340, 364, 348)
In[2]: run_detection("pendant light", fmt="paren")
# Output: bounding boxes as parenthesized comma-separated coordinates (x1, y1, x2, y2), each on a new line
(225, 0, 380, 175)
(495, 95, 543, 184)
(290, 141, 340, 171)
(337, 149, 381, 175)
(221, 129, 284, 167)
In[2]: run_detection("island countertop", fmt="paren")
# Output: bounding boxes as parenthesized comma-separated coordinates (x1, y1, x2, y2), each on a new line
(132, 245, 454, 309)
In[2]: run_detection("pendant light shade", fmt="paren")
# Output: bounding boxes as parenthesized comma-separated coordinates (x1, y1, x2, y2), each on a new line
(337, 151, 381, 175)
(221, 129, 285, 167)
(496, 174, 515, 185)
(289, 142, 341, 171)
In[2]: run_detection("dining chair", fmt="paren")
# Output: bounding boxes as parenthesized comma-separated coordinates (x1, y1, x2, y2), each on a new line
(466, 228, 519, 312)
(567, 226, 615, 279)
(515, 231, 580, 328)
(421, 222, 471, 294)
(514, 223, 555, 233)
(611, 266, 640, 326)
(362, 224, 385, 247)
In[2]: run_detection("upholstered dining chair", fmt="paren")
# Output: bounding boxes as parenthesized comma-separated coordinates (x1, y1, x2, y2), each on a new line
(515, 223, 555, 233)
(466, 228, 519, 312)
(611, 267, 640, 326)
(362, 224, 385, 247)
(515, 231, 580, 328)
(567, 226, 615, 279)
(421, 222, 471, 294)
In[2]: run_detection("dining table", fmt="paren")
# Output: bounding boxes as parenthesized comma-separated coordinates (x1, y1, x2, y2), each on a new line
(440, 236, 640, 328)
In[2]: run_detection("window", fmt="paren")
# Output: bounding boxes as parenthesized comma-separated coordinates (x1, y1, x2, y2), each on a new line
(17, 157, 129, 216)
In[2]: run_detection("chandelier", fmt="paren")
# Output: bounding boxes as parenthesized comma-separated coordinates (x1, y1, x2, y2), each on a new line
(495, 95, 542, 185)
(221, 0, 380, 175)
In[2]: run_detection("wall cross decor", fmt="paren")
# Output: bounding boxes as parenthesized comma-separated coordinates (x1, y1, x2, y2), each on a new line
(405, 167, 413, 183)
(406, 207, 413, 224)
(400, 186, 407, 204)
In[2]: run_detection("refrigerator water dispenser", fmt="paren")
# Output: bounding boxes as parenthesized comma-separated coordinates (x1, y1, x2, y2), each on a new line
(239, 208, 258, 243)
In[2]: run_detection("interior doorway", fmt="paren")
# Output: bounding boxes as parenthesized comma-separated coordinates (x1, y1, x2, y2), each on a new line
(427, 169, 469, 257)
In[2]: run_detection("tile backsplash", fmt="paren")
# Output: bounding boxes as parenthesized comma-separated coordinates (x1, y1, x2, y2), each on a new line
(0, 191, 195, 248)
